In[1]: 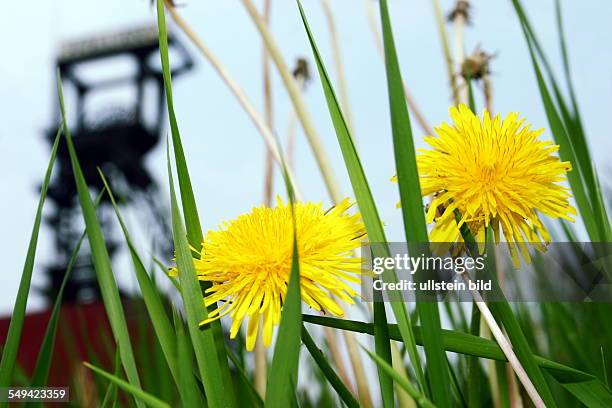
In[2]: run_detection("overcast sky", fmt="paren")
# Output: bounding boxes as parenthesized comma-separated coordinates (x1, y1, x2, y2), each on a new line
(1, 0, 611, 315)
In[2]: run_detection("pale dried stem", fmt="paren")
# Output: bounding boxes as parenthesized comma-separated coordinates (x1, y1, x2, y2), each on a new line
(255, 0, 273, 398)
(431, 0, 459, 105)
(262, 0, 275, 209)
(507, 362, 524, 408)
(280, 74, 357, 395)
(320, 0, 354, 136)
(391, 340, 417, 408)
(318, 3, 379, 405)
(480, 322, 502, 408)
(341, 330, 373, 407)
(162, 0, 302, 200)
(493, 248, 524, 407)
(483, 72, 494, 114)
(242, 0, 342, 204)
(285, 112, 298, 170)
(460, 272, 545, 408)
(321, 319, 357, 398)
(452, 1, 469, 105)
(285, 76, 306, 170)
(365, 0, 434, 136)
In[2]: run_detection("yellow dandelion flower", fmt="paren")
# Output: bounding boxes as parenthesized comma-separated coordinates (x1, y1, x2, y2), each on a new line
(191, 198, 365, 351)
(405, 104, 576, 257)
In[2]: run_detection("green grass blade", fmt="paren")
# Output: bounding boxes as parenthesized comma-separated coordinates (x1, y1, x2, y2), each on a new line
(100, 171, 196, 406)
(301, 326, 359, 408)
(100, 348, 121, 408)
(174, 311, 205, 407)
(0, 126, 61, 391)
(480, 231, 557, 407)
(156, 0, 202, 247)
(520, 27, 596, 240)
(562, 378, 612, 408)
(377, 0, 450, 404)
(303, 316, 607, 377)
(511, 0, 610, 243)
(554, 0, 581, 128)
(311, 314, 612, 406)
(264, 233, 302, 407)
(377, 1, 429, 244)
(84, 362, 171, 408)
(373, 301, 394, 407)
(362, 347, 435, 408)
(166, 143, 234, 408)
(296, 0, 425, 395)
(58, 75, 144, 408)
(487, 300, 558, 406)
(467, 305, 482, 408)
(29, 233, 83, 390)
(99, 172, 183, 387)
(257, 58, 304, 408)
(226, 346, 264, 407)
(28, 191, 105, 399)
(156, 0, 235, 393)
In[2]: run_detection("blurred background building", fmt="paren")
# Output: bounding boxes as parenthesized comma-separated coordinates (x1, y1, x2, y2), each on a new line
(44, 25, 192, 304)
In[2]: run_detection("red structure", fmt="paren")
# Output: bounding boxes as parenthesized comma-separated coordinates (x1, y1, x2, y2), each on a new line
(0, 300, 148, 387)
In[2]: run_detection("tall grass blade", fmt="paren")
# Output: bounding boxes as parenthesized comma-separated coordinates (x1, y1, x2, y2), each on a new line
(156, 0, 202, 247)
(477, 230, 555, 406)
(487, 300, 557, 406)
(166, 143, 234, 408)
(226, 346, 264, 407)
(377, 0, 450, 404)
(99, 172, 181, 388)
(0, 126, 61, 391)
(373, 301, 395, 407)
(100, 348, 121, 408)
(296, 0, 426, 396)
(156, 0, 235, 392)
(307, 315, 612, 406)
(28, 191, 105, 398)
(264, 151, 302, 406)
(174, 310, 205, 407)
(362, 347, 435, 408)
(302, 326, 359, 408)
(84, 362, 171, 408)
(255, 71, 304, 407)
(264, 235, 302, 407)
(511, 0, 610, 243)
(467, 305, 482, 408)
(57, 74, 144, 408)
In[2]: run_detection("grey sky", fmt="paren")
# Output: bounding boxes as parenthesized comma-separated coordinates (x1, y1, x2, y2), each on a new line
(1, 0, 611, 315)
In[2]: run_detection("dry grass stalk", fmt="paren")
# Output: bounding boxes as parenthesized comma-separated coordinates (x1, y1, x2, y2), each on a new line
(242, 0, 342, 204)
(461, 272, 545, 408)
(162, 0, 302, 200)
(364, 0, 434, 136)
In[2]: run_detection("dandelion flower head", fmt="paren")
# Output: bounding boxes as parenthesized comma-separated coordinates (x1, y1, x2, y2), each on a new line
(188, 198, 365, 351)
(413, 104, 576, 254)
